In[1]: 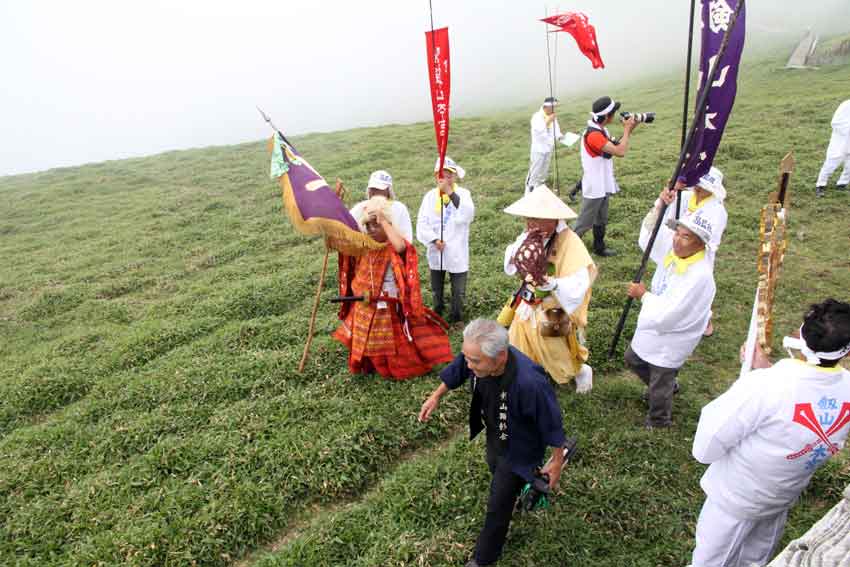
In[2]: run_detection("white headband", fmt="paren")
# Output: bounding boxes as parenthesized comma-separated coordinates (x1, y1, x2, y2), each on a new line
(783, 325, 850, 364)
(591, 100, 616, 119)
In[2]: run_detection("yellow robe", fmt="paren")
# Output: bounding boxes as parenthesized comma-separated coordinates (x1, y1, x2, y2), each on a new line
(508, 229, 597, 384)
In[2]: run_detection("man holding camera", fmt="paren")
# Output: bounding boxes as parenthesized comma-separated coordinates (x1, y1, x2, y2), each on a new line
(418, 319, 567, 567)
(573, 96, 640, 257)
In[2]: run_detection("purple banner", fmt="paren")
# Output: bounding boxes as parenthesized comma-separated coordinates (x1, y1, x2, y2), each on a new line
(680, 0, 746, 186)
(283, 144, 360, 231)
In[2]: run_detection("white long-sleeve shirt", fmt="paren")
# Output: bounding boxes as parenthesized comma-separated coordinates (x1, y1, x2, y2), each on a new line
(530, 108, 563, 155)
(630, 211, 715, 368)
(349, 200, 413, 242)
(693, 359, 850, 519)
(416, 186, 475, 273)
(503, 223, 590, 315)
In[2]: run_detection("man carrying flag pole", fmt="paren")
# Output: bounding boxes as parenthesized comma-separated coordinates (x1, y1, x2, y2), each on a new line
(608, 0, 747, 358)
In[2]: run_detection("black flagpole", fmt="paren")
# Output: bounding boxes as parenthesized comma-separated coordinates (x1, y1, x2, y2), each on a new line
(608, 0, 745, 359)
(676, 0, 698, 220)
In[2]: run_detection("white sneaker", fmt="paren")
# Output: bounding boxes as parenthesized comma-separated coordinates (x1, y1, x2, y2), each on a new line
(575, 364, 593, 394)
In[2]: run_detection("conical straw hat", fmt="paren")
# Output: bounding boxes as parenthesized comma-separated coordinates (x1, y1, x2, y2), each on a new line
(503, 185, 578, 220)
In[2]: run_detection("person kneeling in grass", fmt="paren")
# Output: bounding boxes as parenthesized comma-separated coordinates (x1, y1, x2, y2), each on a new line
(333, 196, 452, 380)
(688, 299, 850, 567)
(419, 319, 567, 566)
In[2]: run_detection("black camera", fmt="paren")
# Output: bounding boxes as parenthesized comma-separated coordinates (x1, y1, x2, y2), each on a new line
(620, 111, 656, 124)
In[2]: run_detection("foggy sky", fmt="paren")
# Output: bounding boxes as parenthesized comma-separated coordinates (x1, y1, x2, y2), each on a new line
(1, 0, 848, 177)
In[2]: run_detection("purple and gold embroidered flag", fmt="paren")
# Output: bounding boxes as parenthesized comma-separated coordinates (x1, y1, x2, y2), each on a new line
(680, 0, 746, 186)
(270, 134, 381, 256)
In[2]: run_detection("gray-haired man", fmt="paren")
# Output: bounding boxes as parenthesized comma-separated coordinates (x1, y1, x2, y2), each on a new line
(419, 319, 567, 566)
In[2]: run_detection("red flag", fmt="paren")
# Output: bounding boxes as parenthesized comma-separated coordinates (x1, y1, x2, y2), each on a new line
(541, 13, 604, 69)
(425, 27, 450, 176)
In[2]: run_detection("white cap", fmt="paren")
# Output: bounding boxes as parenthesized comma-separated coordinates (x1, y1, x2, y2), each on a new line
(367, 170, 393, 190)
(666, 210, 714, 245)
(503, 184, 578, 220)
(434, 156, 465, 179)
(697, 167, 726, 201)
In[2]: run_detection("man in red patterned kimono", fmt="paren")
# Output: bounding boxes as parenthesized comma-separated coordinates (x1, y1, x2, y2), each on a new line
(334, 196, 453, 380)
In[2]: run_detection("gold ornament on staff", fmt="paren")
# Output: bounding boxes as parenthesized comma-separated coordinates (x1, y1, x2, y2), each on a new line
(755, 152, 793, 354)
(741, 152, 793, 376)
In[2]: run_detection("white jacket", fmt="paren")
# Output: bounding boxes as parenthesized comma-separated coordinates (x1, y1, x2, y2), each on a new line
(349, 200, 413, 243)
(530, 108, 563, 155)
(630, 212, 715, 368)
(416, 186, 475, 273)
(694, 359, 850, 519)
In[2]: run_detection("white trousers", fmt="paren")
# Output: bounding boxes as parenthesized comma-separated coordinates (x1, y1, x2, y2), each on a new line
(816, 131, 850, 187)
(525, 151, 552, 194)
(689, 497, 788, 567)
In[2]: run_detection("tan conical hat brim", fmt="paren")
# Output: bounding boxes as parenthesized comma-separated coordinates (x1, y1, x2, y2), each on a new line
(503, 185, 578, 220)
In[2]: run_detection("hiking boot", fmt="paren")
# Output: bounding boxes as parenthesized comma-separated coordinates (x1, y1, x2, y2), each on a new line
(568, 180, 582, 203)
(592, 225, 617, 257)
(816, 186, 826, 198)
(641, 381, 680, 403)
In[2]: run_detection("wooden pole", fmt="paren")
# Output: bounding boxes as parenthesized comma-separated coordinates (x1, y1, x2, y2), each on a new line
(298, 244, 331, 372)
(298, 179, 346, 372)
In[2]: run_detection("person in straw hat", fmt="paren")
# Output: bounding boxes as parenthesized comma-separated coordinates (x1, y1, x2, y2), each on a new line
(624, 204, 717, 428)
(658, 166, 729, 336)
(416, 157, 475, 325)
(502, 184, 597, 392)
(333, 196, 452, 380)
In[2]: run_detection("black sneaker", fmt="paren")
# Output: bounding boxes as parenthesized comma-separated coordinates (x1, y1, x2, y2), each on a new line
(837, 184, 848, 192)
(816, 186, 826, 198)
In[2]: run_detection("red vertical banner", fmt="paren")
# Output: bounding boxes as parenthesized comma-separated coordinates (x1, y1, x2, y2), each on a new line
(425, 27, 450, 176)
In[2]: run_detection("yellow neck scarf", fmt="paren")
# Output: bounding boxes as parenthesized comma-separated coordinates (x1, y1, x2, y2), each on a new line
(663, 249, 706, 274)
(687, 192, 714, 213)
(433, 184, 457, 213)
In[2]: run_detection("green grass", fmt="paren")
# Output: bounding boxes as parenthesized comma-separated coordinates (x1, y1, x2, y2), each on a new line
(1, 47, 849, 567)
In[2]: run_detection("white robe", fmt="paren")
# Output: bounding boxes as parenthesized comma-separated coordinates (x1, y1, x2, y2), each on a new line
(416, 186, 475, 273)
(529, 107, 563, 155)
(816, 99, 850, 187)
(693, 359, 850, 519)
(630, 212, 715, 369)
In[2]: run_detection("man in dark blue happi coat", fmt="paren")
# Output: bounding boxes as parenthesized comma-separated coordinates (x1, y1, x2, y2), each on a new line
(419, 318, 567, 566)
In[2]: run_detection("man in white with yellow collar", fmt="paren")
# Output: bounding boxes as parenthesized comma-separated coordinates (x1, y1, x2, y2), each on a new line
(688, 299, 850, 567)
(660, 167, 728, 263)
(659, 167, 728, 336)
(624, 204, 716, 428)
(416, 157, 475, 324)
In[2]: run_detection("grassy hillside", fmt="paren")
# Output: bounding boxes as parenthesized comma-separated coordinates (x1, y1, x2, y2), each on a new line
(1, 49, 849, 567)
